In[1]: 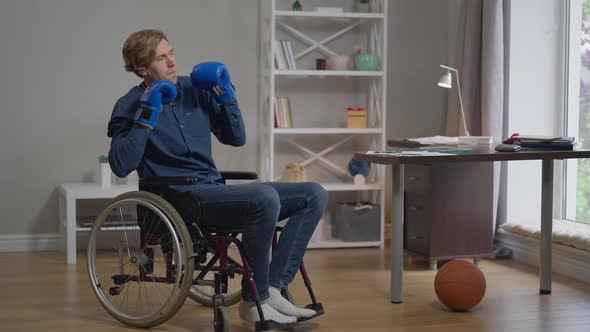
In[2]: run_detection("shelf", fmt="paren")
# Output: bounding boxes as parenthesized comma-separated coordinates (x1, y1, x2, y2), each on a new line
(319, 183, 382, 191)
(274, 10, 384, 19)
(77, 216, 138, 229)
(274, 70, 384, 77)
(308, 240, 381, 249)
(273, 128, 383, 134)
(76, 225, 140, 232)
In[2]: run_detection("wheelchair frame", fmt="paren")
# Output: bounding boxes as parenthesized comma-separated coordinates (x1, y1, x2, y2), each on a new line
(87, 172, 324, 332)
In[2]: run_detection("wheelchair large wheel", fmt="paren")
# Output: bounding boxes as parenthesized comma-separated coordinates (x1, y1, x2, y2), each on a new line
(87, 191, 195, 328)
(189, 242, 242, 307)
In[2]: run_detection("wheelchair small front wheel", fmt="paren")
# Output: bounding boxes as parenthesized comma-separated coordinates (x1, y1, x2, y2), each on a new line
(214, 306, 230, 332)
(87, 191, 195, 328)
(189, 243, 242, 307)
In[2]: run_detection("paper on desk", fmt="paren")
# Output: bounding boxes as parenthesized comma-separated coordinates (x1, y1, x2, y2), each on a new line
(407, 136, 459, 145)
(366, 150, 451, 156)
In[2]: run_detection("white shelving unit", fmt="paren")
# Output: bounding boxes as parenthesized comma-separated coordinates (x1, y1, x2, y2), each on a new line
(260, 0, 387, 248)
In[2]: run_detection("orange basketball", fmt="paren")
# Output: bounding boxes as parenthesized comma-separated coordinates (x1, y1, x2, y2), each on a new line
(434, 260, 486, 311)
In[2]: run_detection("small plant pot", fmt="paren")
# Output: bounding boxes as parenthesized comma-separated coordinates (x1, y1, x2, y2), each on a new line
(357, 2, 370, 12)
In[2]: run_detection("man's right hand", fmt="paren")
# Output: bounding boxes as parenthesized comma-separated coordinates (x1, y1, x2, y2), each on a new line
(134, 80, 178, 129)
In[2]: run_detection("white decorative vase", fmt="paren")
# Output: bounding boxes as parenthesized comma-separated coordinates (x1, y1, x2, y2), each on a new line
(100, 163, 111, 188)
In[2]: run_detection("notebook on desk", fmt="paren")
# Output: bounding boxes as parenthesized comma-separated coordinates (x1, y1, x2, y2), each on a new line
(417, 146, 473, 154)
(519, 142, 575, 150)
(514, 135, 575, 143)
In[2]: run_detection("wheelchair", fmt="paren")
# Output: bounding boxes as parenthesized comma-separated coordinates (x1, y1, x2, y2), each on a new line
(87, 172, 324, 331)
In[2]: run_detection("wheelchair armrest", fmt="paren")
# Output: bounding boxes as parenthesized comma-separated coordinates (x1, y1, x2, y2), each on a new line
(139, 177, 199, 189)
(139, 172, 257, 190)
(219, 171, 258, 181)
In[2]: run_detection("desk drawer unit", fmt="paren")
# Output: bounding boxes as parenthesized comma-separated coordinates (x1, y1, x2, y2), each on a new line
(402, 163, 493, 265)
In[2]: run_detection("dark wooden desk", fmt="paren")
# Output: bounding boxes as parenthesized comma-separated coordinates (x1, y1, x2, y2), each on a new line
(355, 147, 590, 303)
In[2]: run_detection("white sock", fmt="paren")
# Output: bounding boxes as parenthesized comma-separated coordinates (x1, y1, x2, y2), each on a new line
(238, 300, 297, 324)
(265, 286, 316, 318)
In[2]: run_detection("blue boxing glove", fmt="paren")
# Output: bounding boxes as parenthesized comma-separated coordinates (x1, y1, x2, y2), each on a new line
(134, 80, 178, 129)
(190, 62, 237, 105)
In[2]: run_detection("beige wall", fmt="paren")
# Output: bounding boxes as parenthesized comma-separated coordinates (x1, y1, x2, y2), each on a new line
(0, 0, 261, 236)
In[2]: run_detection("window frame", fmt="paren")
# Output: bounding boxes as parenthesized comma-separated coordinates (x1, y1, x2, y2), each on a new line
(565, 0, 584, 222)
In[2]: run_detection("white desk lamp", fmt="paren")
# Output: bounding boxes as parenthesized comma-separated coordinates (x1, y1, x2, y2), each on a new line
(437, 64, 492, 144)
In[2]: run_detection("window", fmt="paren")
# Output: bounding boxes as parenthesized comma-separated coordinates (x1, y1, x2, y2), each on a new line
(565, 0, 590, 224)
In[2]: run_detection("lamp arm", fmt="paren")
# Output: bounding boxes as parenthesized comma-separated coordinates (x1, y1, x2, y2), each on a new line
(453, 71, 470, 137)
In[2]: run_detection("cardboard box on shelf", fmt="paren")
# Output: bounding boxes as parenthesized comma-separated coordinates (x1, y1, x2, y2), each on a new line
(347, 107, 367, 128)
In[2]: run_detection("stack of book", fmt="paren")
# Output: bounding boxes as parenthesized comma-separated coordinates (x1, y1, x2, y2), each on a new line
(274, 40, 296, 70)
(274, 96, 293, 128)
(512, 135, 576, 150)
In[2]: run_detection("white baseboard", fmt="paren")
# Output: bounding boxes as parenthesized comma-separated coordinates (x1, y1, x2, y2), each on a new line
(0, 233, 60, 252)
(496, 229, 590, 283)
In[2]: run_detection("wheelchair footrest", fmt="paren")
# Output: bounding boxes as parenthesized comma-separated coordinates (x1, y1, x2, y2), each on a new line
(254, 319, 298, 331)
(297, 303, 324, 322)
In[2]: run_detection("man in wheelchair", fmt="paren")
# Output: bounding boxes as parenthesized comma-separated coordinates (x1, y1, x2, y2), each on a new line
(106, 29, 328, 327)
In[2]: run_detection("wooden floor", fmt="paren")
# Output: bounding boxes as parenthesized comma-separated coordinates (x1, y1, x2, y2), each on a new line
(1, 248, 590, 332)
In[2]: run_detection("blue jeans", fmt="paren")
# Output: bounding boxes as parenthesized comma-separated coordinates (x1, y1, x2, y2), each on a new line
(190, 181, 328, 301)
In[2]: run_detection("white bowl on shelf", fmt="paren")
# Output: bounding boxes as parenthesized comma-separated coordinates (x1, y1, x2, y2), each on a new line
(458, 136, 494, 145)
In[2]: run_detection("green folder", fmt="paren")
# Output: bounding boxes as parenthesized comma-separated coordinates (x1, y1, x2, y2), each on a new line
(417, 146, 473, 154)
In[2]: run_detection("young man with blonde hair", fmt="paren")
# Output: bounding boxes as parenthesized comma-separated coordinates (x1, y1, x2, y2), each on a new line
(107, 29, 327, 327)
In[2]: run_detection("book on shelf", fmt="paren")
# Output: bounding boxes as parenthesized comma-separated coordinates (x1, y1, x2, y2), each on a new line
(274, 39, 296, 70)
(273, 97, 280, 128)
(274, 40, 287, 70)
(283, 40, 296, 70)
(273, 96, 293, 128)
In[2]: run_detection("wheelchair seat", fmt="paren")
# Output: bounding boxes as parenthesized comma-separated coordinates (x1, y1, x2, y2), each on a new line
(138, 172, 258, 234)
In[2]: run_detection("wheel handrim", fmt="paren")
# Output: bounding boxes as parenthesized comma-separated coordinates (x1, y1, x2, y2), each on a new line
(87, 195, 191, 326)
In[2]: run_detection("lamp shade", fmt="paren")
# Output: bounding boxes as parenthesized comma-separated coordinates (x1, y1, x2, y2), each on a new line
(437, 71, 452, 88)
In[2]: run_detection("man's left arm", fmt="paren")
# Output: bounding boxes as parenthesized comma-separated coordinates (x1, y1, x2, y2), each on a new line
(191, 62, 246, 146)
